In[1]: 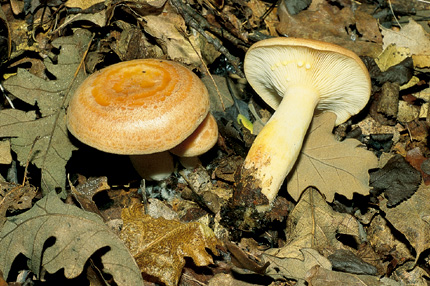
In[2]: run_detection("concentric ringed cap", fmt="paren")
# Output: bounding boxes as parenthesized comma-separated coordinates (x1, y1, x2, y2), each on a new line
(67, 59, 210, 154)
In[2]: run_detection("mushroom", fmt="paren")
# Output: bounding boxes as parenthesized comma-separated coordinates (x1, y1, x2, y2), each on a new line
(170, 112, 219, 168)
(238, 37, 371, 207)
(67, 59, 217, 180)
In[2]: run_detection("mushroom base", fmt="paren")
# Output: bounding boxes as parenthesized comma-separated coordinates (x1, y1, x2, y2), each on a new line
(238, 85, 320, 207)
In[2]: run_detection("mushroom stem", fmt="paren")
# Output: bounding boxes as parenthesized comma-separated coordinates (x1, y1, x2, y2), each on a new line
(130, 151, 175, 181)
(239, 85, 320, 205)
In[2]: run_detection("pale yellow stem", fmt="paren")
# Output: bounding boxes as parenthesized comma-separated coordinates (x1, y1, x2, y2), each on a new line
(242, 85, 320, 204)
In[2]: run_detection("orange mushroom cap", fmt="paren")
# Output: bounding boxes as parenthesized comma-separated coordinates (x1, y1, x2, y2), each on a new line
(170, 113, 218, 157)
(67, 59, 210, 155)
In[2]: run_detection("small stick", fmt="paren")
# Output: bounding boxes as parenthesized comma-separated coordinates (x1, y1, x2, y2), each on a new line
(176, 26, 226, 111)
(170, 0, 245, 78)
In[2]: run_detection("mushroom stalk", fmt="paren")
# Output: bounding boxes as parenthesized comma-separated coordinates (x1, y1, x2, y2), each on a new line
(240, 85, 320, 205)
(130, 151, 175, 181)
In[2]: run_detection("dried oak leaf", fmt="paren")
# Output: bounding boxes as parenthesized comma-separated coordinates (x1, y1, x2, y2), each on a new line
(120, 205, 221, 286)
(0, 191, 143, 285)
(287, 112, 378, 202)
(262, 248, 331, 282)
(276, 1, 382, 57)
(1, 29, 92, 192)
(268, 187, 360, 259)
(0, 109, 74, 194)
(0, 141, 11, 164)
(143, 12, 206, 68)
(306, 265, 401, 286)
(380, 182, 430, 264)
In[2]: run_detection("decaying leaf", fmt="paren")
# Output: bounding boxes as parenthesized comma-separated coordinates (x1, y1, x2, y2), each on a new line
(143, 12, 202, 67)
(381, 19, 430, 68)
(268, 188, 360, 259)
(370, 154, 421, 206)
(391, 261, 429, 286)
(0, 141, 11, 165)
(380, 182, 430, 264)
(287, 112, 378, 202)
(0, 191, 143, 285)
(276, 1, 382, 57)
(262, 248, 331, 281)
(328, 249, 377, 275)
(366, 215, 414, 267)
(0, 109, 75, 194)
(120, 204, 221, 286)
(0, 182, 37, 228)
(65, 0, 104, 10)
(306, 265, 401, 286)
(1, 29, 92, 192)
(375, 44, 411, 72)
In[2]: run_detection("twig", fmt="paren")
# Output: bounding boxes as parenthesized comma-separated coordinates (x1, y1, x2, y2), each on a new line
(176, 26, 226, 111)
(170, 0, 245, 78)
(178, 1, 247, 49)
(388, 0, 402, 28)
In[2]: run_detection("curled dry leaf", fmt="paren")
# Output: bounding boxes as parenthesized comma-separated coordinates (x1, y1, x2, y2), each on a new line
(262, 248, 331, 282)
(380, 182, 430, 264)
(287, 112, 378, 202)
(0, 191, 143, 286)
(269, 187, 360, 259)
(143, 12, 203, 67)
(306, 265, 401, 286)
(120, 204, 221, 286)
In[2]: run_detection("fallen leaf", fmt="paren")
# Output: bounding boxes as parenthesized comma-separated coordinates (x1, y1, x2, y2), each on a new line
(355, 9, 382, 44)
(0, 191, 143, 285)
(120, 204, 221, 286)
(367, 215, 414, 264)
(0, 141, 11, 165)
(65, 0, 104, 10)
(380, 182, 430, 264)
(375, 44, 411, 72)
(0, 182, 37, 228)
(406, 147, 430, 185)
(328, 249, 377, 275)
(276, 1, 381, 57)
(4, 29, 90, 116)
(370, 154, 421, 206)
(306, 265, 401, 286)
(287, 112, 378, 202)
(269, 188, 361, 259)
(381, 19, 430, 55)
(143, 12, 202, 67)
(0, 109, 75, 193)
(397, 100, 420, 122)
(207, 273, 256, 286)
(391, 261, 429, 286)
(1, 29, 92, 192)
(262, 248, 332, 281)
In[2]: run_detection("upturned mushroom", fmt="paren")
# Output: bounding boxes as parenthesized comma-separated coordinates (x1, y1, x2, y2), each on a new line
(67, 59, 218, 180)
(237, 37, 371, 208)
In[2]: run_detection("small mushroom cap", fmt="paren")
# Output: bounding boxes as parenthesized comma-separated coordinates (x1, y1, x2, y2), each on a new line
(170, 113, 218, 157)
(244, 37, 371, 125)
(67, 59, 209, 154)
